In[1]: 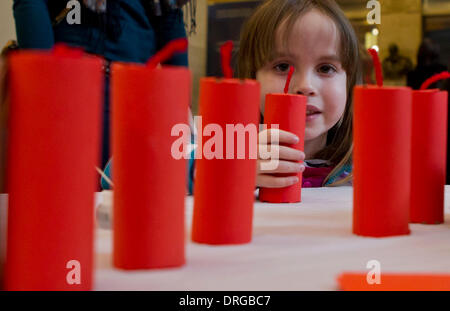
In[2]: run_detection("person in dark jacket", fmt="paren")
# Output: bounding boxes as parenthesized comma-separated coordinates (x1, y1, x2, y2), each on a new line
(407, 38, 448, 90)
(13, 0, 192, 170)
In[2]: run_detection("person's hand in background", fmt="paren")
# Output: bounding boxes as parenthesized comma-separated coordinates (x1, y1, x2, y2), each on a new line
(256, 128, 305, 188)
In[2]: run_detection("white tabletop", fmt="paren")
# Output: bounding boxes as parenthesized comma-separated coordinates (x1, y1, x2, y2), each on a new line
(93, 187, 450, 291)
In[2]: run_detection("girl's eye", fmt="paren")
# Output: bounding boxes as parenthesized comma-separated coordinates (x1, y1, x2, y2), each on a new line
(273, 63, 291, 73)
(318, 64, 337, 75)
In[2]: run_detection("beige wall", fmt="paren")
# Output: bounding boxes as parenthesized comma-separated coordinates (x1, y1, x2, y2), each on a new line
(0, 0, 16, 48)
(378, 0, 422, 66)
(188, 0, 208, 115)
(1, 0, 428, 96)
(341, 0, 424, 86)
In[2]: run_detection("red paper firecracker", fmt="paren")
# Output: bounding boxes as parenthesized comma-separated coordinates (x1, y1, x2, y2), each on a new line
(258, 96, 306, 203)
(5, 45, 103, 290)
(0, 58, 6, 194)
(112, 39, 190, 269)
(258, 66, 306, 203)
(410, 73, 449, 224)
(353, 49, 412, 237)
(191, 41, 260, 245)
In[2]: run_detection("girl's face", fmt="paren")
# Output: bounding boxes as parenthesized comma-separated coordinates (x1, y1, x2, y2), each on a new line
(256, 9, 347, 143)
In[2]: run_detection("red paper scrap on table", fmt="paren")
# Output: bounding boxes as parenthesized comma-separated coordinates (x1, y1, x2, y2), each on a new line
(338, 272, 450, 291)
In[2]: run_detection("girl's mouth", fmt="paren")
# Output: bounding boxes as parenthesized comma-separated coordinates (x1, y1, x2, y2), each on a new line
(306, 105, 321, 121)
(306, 112, 321, 121)
(306, 111, 321, 116)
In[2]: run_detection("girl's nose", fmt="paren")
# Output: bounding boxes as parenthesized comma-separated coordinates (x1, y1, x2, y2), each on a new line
(292, 73, 316, 96)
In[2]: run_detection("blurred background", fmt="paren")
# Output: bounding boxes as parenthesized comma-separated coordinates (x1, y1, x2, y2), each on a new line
(1, 0, 449, 113)
(191, 0, 450, 113)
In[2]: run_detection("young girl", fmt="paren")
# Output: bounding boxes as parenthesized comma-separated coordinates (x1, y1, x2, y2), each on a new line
(238, 0, 360, 188)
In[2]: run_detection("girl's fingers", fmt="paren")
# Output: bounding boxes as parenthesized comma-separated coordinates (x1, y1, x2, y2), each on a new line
(257, 160, 305, 174)
(258, 144, 305, 161)
(256, 174, 300, 188)
(258, 129, 299, 145)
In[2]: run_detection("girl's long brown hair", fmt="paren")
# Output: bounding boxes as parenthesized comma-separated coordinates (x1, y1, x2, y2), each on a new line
(238, 0, 361, 186)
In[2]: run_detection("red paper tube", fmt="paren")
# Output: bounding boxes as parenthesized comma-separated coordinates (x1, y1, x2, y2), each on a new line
(111, 64, 190, 269)
(5, 47, 103, 290)
(258, 94, 307, 203)
(0, 58, 6, 288)
(192, 78, 260, 245)
(410, 90, 448, 224)
(353, 85, 412, 237)
(0, 58, 6, 194)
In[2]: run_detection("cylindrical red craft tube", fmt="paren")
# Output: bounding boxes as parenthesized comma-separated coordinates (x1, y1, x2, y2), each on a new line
(112, 63, 190, 269)
(410, 89, 448, 224)
(353, 85, 412, 237)
(259, 93, 307, 203)
(6, 46, 103, 290)
(192, 78, 260, 245)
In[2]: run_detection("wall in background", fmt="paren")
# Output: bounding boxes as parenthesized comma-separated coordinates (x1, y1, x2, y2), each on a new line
(1, 0, 448, 103)
(188, 0, 208, 115)
(378, 0, 422, 66)
(0, 0, 16, 48)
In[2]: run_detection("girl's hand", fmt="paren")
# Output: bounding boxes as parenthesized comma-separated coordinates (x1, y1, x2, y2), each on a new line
(256, 129, 305, 188)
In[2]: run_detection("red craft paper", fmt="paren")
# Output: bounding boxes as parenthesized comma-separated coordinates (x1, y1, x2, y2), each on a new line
(0, 58, 6, 194)
(258, 93, 307, 203)
(111, 63, 190, 269)
(420, 71, 450, 90)
(192, 78, 260, 245)
(367, 48, 383, 87)
(5, 47, 103, 290)
(338, 272, 450, 291)
(147, 38, 188, 69)
(410, 90, 448, 224)
(353, 85, 412, 237)
(220, 41, 234, 79)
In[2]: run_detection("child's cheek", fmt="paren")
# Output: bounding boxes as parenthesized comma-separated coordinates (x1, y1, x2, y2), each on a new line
(324, 75, 347, 124)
